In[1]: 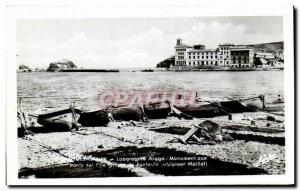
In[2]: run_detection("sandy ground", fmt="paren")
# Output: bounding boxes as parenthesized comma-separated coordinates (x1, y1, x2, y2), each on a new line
(18, 112, 285, 176)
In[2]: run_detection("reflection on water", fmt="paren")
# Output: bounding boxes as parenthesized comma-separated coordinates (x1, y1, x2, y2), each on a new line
(17, 71, 284, 113)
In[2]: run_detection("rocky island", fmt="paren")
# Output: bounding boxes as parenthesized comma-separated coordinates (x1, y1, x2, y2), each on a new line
(47, 59, 77, 72)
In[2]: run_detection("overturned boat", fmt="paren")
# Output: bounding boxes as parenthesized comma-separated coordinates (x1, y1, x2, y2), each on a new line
(143, 101, 171, 119)
(78, 109, 110, 127)
(108, 105, 146, 121)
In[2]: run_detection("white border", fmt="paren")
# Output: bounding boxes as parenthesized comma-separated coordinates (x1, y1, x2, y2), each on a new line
(5, 2, 294, 186)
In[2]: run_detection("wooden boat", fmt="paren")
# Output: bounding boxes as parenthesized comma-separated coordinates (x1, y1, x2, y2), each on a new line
(238, 96, 265, 111)
(238, 95, 284, 112)
(109, 106, 145, 121)
(143, 101, 171, 119)
(173, 102, 221, 118)
(264, 96, 284, 112)
(264, 103, 284, 112)
(175, 95, 266, 118)
(37, 108, 81, 130)
(77, 110, 110, 127)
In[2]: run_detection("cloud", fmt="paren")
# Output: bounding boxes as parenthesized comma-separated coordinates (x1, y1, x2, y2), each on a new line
(177, 21, 282, 48)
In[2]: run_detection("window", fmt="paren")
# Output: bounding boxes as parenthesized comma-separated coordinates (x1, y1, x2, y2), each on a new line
(201, 61, 204, 65)
(189, 62, 191, 65)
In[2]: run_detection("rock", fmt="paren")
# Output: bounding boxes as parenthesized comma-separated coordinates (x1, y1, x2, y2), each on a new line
(47, 59, 77, 72)
(197, 120, 223, 141)
(267, 116, 276, 121)
(18, 64, 32, 72)
(156, 56, 175, 69)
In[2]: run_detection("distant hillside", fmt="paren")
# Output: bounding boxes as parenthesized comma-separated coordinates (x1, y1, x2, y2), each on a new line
(245, 41, 283, 53)
(156, 56, 175, 69)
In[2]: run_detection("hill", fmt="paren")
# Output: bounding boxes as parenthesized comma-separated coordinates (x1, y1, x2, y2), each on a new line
(156, 56, 175, 69)
(245, 41, 283, 53)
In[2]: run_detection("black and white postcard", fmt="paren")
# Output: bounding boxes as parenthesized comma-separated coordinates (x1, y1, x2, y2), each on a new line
(5, 2, 295, 186)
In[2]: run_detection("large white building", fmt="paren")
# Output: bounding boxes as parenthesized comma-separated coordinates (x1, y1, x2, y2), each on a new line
(173, 39, 255, 70)
(218, 43, 234, 66)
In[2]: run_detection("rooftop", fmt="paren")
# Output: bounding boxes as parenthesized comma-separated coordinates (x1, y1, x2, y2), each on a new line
(187, 49, 218, 53)
(219, 43, 235, 46)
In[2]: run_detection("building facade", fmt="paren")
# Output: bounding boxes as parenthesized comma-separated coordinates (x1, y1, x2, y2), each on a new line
(218, 43, 234, 66)
(173, 39, 255, 69)
(229, 46, 254, 67)
(174, 39, 191, 70)
(187, 48, 219, 68)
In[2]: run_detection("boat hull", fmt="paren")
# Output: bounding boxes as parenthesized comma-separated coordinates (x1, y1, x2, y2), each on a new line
(111, 106, 143, 121)
(143, 102, 171, 119)
(175, 104, 221, 118)
(78, 110, 110, 127)
(264, 103, 284, 112)
(37, 108, 81, 131)
(220, 100, 259, 113)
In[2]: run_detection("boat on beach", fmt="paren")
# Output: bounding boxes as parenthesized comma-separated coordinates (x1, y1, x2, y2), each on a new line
(143, 101, 171, 119)
(173, 103, 221, 118)
(37, 108, 81, 130)
(19, 94, 284, 134)
(78, 110, 110, 127)
(174, 95, 266, 118)
(108, 105, 146, 121)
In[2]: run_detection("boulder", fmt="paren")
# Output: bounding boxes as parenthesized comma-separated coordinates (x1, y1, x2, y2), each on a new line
(47, 59, 77, 72)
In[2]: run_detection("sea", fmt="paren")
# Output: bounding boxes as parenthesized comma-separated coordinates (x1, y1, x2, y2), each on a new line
(17, 71, 284, 113)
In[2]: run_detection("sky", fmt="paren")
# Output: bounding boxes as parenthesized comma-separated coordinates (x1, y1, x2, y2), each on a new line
(17, 16, 283, 69)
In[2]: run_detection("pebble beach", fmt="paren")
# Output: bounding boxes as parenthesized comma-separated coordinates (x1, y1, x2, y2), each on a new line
(18, 111, 285, 177)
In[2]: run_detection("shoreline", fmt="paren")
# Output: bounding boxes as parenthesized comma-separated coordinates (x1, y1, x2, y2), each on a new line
(17, 68, 284, 73)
